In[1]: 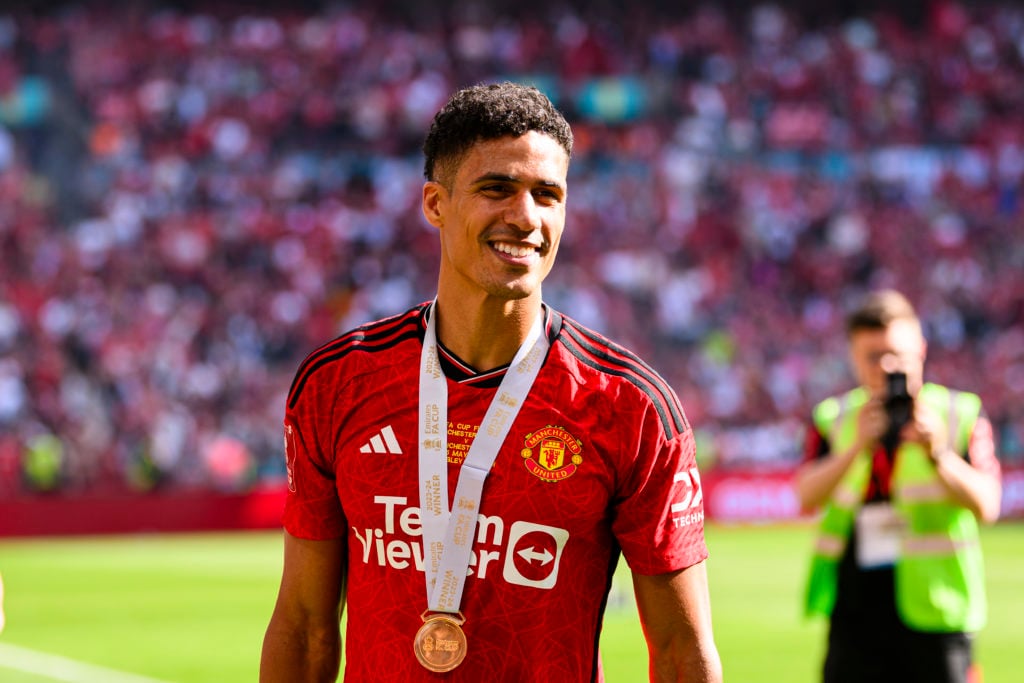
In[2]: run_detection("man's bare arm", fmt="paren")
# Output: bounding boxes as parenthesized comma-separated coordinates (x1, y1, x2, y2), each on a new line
(260, 532, 347, 683)
(633, 560, 722, 683)
(795, 400, 886, 511)
(909, 405, 1002, 523)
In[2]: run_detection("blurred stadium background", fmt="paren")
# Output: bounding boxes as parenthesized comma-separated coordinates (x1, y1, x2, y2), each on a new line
(0, 0, 1022, 680)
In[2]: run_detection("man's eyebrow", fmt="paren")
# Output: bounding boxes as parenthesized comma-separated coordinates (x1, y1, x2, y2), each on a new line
(471, 173, 566, 192)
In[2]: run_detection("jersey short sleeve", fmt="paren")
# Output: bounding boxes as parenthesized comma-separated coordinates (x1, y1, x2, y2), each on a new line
(612, 411, 708, 576)
(281, 405, 346, 540)
(278, 306, 426, 541)
(803, 421, 830, 463)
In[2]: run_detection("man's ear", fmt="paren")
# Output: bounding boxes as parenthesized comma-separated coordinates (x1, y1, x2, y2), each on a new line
(422, 181, 446, 229)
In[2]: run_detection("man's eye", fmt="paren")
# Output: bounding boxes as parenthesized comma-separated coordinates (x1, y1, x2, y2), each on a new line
(533, 191, 563, 206)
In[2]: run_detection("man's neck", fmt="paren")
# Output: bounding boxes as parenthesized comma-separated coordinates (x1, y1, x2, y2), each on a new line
(433, 294, 542, 372)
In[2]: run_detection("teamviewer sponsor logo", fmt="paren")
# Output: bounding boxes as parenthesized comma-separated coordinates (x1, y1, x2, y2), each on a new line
(353, 497, 569, 590)
(502, 521, 569, 589)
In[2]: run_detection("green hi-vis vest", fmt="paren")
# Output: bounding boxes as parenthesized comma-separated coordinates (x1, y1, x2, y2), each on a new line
(803, 383, 987, 633)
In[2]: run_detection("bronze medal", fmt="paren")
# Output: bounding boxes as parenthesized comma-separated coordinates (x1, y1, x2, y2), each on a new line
(413, 614, 467, 672)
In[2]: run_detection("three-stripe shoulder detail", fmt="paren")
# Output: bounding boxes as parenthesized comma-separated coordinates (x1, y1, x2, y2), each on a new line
(287, 306, 424, 410)
(558, 319, 689, 438)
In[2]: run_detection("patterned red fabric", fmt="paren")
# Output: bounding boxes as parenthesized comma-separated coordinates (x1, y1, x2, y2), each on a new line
(282, 303, 708, 681)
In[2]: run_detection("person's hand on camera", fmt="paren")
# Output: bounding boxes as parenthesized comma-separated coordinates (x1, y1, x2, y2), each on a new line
(902, 402, 950, 463)
(854, 397, 889, 450)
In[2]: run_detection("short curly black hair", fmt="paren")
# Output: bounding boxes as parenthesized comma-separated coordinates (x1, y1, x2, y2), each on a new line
(422, 82, 573, 188)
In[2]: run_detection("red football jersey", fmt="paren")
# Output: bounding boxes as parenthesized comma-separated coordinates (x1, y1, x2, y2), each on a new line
(283, 303, 708, 681)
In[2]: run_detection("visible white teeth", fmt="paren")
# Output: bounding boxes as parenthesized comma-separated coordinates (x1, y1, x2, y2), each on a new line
(495, 243, 534, 257)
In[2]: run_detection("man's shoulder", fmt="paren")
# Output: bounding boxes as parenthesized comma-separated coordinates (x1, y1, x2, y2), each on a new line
(920, 383, 984, 424)
(811, 386, 868, 429)
(551, 309, 689, 437)
(286, 303, 426, 410)
(921, 382, 981, 402)
(814, 386, 869, 411)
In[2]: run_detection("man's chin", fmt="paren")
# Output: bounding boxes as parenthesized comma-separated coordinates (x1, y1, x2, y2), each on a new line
(480, 278, 541, 301)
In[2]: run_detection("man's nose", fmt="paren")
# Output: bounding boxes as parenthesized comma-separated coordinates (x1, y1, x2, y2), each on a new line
(503, 192, 542, 231)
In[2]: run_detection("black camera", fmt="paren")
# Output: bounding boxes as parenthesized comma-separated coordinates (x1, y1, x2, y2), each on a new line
(881, 371, 913, 454)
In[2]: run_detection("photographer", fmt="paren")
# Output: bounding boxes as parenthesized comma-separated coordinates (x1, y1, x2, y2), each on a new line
(795, 289, 1002, 683)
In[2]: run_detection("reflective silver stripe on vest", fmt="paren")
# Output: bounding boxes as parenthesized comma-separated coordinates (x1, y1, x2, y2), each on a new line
(902, 534, 979, 556)
(828, 393, 851, 445)
(825, 394, 866, 511)
(897, 482, 948, 502)
(833, 485, 862, 508)
(814, 533, 846, 558)
(947, 389, 960, 453)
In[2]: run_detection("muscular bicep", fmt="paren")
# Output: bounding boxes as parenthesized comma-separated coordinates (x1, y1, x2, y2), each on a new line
(276, 531, 347, 624)
(261, 532, 347, 682)
(633, 560, 722, 683)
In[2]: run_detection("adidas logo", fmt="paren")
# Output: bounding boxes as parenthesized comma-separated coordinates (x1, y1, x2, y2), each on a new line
(359, 425, 403, 454)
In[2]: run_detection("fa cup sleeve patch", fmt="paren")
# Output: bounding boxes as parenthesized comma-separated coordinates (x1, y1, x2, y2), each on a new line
(284, 422, 298, 492)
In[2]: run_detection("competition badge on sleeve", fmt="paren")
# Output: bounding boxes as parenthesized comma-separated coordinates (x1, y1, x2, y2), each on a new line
(284, 423, 298, 493)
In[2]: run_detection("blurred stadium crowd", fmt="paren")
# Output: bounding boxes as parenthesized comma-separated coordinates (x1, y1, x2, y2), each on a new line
(0, 0, 1022, 495)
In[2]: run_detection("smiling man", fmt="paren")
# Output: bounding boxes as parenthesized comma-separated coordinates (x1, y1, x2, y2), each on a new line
(260, 82, 721, 682)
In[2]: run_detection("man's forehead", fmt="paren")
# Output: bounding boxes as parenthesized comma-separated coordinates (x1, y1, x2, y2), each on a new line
(457, 133, 568, 175)
(851, 319, 923, 351)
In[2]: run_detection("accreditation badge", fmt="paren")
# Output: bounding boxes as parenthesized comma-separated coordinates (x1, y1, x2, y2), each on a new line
(855, 502, 906, 569)
(413, 612, 467, 672)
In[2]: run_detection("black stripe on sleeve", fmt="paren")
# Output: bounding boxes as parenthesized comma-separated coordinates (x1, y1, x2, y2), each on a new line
(287, 305, 426, 410)
(558, 319, 689, 438)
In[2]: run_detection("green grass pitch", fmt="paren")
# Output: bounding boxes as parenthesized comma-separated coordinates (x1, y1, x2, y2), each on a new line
(0, 523, 1020, 682)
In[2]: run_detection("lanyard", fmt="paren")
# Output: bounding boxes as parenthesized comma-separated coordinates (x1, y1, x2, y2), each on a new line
(417, 301, 549, 613)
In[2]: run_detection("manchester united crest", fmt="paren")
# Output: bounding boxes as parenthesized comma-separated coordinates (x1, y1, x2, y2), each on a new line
(521, 426, 583, 482)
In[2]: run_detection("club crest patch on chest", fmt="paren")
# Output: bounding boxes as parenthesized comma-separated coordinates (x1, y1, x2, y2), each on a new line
(521, 425, 583, 482)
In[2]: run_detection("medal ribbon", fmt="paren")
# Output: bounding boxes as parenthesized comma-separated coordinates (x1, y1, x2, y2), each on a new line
(418, 301, 549, 614)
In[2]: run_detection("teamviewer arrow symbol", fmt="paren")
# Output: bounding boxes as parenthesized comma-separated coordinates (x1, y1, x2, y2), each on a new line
(517, 546, 553, 565)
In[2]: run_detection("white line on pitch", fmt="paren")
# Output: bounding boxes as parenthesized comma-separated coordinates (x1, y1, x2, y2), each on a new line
(0, 642, 175, 683)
